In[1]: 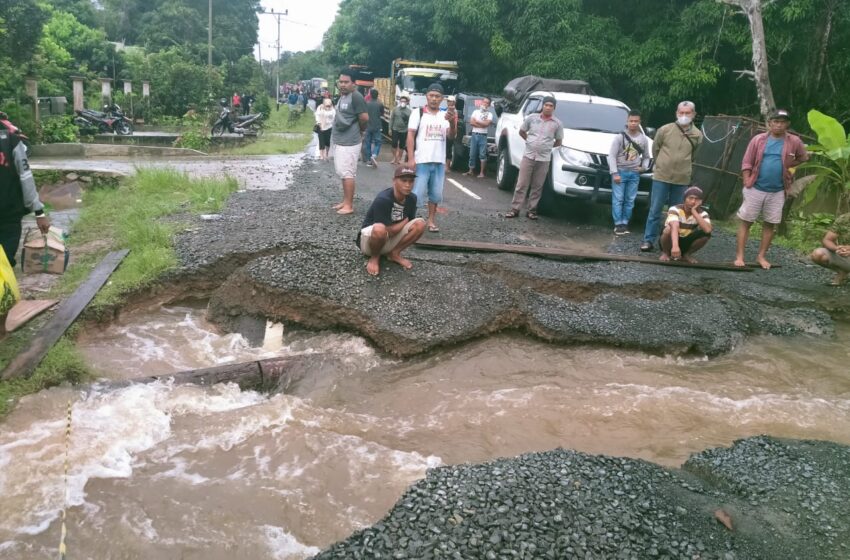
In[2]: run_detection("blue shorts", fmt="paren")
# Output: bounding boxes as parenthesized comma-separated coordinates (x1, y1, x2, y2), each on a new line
(413, 162, 446, 206)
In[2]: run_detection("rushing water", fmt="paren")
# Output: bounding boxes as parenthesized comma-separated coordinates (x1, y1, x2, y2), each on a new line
(1, 304, 849, 559)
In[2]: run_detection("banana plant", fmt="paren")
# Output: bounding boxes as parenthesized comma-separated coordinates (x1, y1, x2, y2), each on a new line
(793, 109, 850, 214)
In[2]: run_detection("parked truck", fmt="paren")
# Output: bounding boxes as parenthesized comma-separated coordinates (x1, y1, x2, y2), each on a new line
(374, 59, 459, 127)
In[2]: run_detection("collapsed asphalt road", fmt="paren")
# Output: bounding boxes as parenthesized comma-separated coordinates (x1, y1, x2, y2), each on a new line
(174, 156, 848, 357)
(166, 154, 850, 558)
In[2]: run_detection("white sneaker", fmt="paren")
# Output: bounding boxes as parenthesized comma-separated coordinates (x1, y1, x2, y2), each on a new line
(370, 156, 378, 167)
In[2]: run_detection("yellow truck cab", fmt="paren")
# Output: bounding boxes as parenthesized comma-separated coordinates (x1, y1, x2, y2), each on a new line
(374, 59, 459, 125)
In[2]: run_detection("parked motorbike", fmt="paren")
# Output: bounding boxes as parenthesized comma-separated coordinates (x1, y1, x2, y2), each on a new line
(211, 104, 263, 136)
(74, 104, 134, 135)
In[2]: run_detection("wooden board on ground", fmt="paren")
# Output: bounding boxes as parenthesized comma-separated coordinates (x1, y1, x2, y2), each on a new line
(2, 249, 129, 380)
(415, 238, 754, 272)
(5, 300, 58, 333)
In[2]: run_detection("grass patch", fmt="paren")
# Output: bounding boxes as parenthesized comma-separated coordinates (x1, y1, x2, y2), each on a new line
(222, 134, 311, 156)
(215, 98, 313, 155)
(52, 167, 238, 310)
(715, 212, 835, 257)
(263, 100, 316, 134)
(0, 325, 88, 417)
(0, 168, 238, 417)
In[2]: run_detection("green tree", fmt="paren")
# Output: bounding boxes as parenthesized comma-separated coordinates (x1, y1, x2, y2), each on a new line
(0, 0, 49, 97)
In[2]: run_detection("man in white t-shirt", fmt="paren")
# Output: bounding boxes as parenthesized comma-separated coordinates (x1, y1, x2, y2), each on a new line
(406, 83, 457, 232)
(464, 96, 493, 178)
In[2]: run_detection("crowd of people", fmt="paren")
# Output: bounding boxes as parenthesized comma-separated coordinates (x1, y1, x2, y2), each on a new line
(313, 69, 848, 280)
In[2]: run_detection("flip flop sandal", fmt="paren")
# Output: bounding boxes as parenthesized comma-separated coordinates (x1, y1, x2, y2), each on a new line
(504, 210, 519, 218)
(526, 211, 538, 220)
(429, 224, 440, 232)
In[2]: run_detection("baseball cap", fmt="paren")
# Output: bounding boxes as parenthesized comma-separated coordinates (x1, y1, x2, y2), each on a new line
(394, 165, 417, 178)
(427, 83, 444, 94)
(769, 109, 791, 121)
(683, 186, 704, 199)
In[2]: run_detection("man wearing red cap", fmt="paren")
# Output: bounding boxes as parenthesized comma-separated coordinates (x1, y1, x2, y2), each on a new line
(356, 165, 426, 276)
(659, 186, 712, 263)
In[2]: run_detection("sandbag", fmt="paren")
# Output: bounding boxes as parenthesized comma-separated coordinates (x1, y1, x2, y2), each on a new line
(0, 245, 19, 315)
(20, 226, 69, 275)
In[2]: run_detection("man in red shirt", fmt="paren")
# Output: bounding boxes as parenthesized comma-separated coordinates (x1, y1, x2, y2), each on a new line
(734, 109, 809, 269)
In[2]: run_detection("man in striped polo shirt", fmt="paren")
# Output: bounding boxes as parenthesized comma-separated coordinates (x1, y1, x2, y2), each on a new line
(659, 185, 712, 263)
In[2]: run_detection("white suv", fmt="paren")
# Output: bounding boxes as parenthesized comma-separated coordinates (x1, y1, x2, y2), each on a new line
(495, 91, 653, 214)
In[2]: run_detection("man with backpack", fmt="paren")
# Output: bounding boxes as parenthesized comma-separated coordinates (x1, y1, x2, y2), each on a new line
(608, 110, 651, 235)
(0, 113, 49, 268)
(640, 101, 702, 252)
(406, 83, 457, 232)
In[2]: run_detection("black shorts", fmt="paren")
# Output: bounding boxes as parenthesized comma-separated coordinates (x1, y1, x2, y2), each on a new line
(678, 229, 711, 253)
(391, 130, 406, 149)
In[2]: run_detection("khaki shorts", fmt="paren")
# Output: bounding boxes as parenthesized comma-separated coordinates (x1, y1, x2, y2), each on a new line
(332, 143, 361, 179)
(737, 188, 784, 224)
(359, 218, 425, 256)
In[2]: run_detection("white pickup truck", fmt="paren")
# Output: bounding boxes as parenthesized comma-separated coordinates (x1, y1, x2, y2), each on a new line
(494, 84, 653, 215)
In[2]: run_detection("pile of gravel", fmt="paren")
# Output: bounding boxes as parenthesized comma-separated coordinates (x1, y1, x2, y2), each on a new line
(313, 436, 850, 559)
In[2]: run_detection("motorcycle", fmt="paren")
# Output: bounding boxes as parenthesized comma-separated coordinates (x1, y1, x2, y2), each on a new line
(211, 104, 263, 136)
(74, 104, 134, 135)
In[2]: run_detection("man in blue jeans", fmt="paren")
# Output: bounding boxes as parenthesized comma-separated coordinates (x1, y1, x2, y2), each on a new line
(608, 110, 650, 235)
(640, 101, 703, 251)
(464, 96, 493, 178)
(406, 83, 457, 232)
(363, 89, 384, 166)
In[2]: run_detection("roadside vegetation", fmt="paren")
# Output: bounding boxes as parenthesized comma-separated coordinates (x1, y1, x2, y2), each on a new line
(0, 168, 238, 418)
(217, 99, 314, 156)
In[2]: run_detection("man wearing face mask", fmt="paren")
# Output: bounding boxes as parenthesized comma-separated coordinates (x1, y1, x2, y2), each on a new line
(389, 93, 412, 165)
(640, 101, 703, 252)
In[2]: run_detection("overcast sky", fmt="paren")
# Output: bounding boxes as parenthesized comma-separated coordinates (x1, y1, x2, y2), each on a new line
(253, 0, 341, 60)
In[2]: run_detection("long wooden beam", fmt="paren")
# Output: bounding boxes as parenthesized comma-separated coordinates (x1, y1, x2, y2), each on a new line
(415, 238, 754, 272)
(98, 357, 289, 391)
(2, 249, 129, 380)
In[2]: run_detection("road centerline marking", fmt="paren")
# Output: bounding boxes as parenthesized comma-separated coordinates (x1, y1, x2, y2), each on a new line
(447, 178, 481, 200)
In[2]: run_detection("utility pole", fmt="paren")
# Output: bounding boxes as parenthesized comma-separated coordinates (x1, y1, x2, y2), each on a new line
(260, 8, 288, 101)
(208, 0, 213, 68)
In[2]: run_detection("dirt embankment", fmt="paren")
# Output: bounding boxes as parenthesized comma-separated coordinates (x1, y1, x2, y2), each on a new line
(163, 159, 848, 358)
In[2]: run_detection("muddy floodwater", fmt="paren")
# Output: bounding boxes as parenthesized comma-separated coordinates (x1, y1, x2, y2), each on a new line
(1, 303, 848, 558)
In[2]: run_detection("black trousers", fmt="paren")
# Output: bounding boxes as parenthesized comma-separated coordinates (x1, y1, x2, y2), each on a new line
(0, 221, 22, 268)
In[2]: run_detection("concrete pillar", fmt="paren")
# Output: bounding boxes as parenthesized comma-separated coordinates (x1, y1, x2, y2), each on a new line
(123, 81, 134, 119)
(99, 78, 112, 108)
(71, 76, 85, 112)
(25, 77, 38, 122)
(141, 80, 150, 123)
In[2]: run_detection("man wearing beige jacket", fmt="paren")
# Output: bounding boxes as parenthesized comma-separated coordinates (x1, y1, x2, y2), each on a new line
(640, 101, 703, 252)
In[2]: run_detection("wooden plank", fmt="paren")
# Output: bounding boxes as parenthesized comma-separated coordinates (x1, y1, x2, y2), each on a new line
(95, 357, 290, 391)
(2, 249, 129, 380)
(5, 300, 58, 332)
(415, 238, 755, 272)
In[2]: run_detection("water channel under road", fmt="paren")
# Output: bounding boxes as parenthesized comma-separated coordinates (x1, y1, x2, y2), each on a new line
(1, 302, 848, 559)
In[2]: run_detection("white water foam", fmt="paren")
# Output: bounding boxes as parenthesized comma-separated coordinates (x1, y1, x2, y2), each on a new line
(261, 525, 321, 559)
(0, 381, 267, 537)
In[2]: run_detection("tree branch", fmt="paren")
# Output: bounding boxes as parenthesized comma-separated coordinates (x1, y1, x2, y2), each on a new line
(733, 69, 755, 80)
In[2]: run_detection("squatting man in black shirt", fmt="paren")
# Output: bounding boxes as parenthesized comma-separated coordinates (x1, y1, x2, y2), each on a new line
(355, 165, 426, 276)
